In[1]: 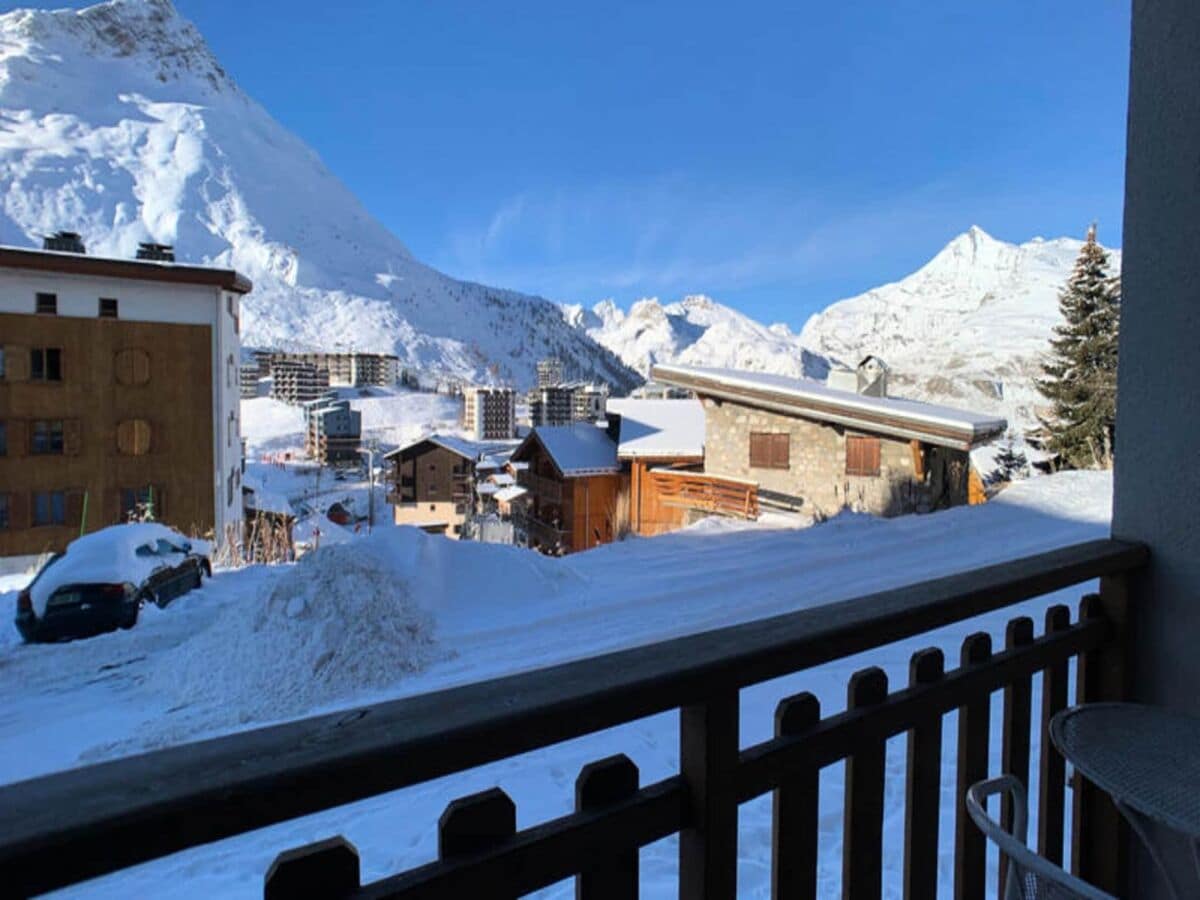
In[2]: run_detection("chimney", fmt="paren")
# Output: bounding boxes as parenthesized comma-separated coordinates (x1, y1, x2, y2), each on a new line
(136, 242, 176, 262)
(43, 231, 86, 254)
(856, 356, 889, 397)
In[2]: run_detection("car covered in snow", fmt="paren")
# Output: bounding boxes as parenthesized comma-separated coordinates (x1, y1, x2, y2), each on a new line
(14, 524, 212, 643)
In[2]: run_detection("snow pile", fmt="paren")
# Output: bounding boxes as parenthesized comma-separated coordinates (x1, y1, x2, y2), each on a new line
(154, 531, 441, 728)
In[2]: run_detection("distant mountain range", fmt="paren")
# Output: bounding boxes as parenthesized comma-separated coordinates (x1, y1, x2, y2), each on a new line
(569, 226, 1119, 432)
(0, 1, 1118, 426)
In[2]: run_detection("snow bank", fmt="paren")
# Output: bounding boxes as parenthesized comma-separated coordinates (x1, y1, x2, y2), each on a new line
(151, 532, 440, 730)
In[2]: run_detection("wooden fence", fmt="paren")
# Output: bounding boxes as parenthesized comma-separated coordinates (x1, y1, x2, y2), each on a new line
(0, 539, 1146, 899)
(649, 470, 759, 520)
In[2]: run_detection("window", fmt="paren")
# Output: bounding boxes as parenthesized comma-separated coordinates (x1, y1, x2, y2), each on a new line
(0, 422, 5, 456)
(0, 493, 8, 529)
(749, 432, 790, 469)
(31, 348, 62, 382)
(0, 347, 5, 379)
(99, 297, 118, 318)
(35, 293, 57, 315)
(32, 491, 65, 526)
(846, 435, 882, 477)
(31, 420, 64, 455)
(121, 486, 161, 521)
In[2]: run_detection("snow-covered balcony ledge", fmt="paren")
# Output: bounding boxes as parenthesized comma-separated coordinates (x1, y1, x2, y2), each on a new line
(0, 538, 1147, 898)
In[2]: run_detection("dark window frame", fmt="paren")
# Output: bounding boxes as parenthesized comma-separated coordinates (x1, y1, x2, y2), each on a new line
(99, 297, 119, 318)
(35, 292, 57, 315)
(32, 490, 66, 527)
(0, 421, 6, 457)
(30, 420, 65, 455)
(0, 493, 8, 529)
(31, 347, 63, 382)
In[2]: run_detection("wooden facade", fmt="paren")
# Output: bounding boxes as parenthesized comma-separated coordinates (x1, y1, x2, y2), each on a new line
(0, 312, 215, 556)
(386, 440, 473, 538)
(512, 436, 624, 554)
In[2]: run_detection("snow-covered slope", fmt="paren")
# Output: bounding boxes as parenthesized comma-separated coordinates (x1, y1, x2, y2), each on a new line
(800, 226, 1121, 432)
(563, 294, 830, 381)
(0, 0, 638, 391)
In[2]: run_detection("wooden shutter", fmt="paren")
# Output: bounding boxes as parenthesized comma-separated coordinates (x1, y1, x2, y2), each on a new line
(8, 491, 30, 529)
(749, 433, 768, 468)
(846, 435, 881, 477)
(63, 419, 82, 456)
(116, 419, 152, 456)
(114, 348, 151, 386)
(65, 489, 85, 529)
(4, 345, 30, 382)
(7, 420, 28, 458)
(770, 433, 790, 468)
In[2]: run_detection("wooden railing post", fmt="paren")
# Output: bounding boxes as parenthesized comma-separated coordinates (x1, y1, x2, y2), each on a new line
(680, 689, 739, 900)
(904, 648, 944, 900)
(843, 667, 888, 900)
(999, 617, 1034, 900)
(1038, 605, 1071, 865)
(954, 632, 992, 900)
(1071, 581, 1132, 894)
(772, 692, 820, 900)
(439, 788, 517, 900)
(264, 836, 359, 900)
(576, 754, 639, 900)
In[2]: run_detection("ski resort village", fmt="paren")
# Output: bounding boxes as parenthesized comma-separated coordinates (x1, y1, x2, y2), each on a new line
(0, 2, 1195, 900)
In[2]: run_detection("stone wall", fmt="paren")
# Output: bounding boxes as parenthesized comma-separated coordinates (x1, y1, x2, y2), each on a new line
(701, 398, 967, 518)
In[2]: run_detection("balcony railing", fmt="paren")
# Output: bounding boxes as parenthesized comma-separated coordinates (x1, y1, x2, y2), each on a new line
(0, 538, 1147, 898)
(649, 469, 760, 520)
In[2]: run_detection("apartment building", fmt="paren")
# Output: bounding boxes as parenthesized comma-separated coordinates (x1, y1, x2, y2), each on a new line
(571, 383, 608, 422)
(528, 385, 575, 427)
(261, 351, 399, 390)
(304, 397, 362, 465)
(0, 239, 250, 556)
(462, 386, 517, 440)
(269, 360, 330, 404)
(536, 357, 565, 389)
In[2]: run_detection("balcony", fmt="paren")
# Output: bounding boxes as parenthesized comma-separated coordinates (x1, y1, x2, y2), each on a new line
(0, 538, 1146, 898)
(648, 469, 760, 520)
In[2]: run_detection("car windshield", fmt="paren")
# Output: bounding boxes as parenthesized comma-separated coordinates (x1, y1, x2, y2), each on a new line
(155, 538, 185, 556)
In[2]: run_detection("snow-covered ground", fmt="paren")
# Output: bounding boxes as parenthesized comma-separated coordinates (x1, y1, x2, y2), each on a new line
(0, 471, 1110, 898)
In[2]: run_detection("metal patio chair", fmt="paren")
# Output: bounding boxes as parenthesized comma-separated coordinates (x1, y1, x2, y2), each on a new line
(966, 775, 1117, 900)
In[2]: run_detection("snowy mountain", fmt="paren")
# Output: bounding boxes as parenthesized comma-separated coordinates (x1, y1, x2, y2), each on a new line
(799, 226, 1121, 433)
(563, 294, 830, 382)
(0, 0, 639, 391)
(570, 228, 1117, 432)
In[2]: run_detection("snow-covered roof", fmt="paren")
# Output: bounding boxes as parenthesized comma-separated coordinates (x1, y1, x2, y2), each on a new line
(385, 433, 510, 462)
(490, 472, 516, 487)
(513, 424, 620, 477)
(476, 482, 500, 496)
(242, 473, 294, 517)
(651, 364, 1007, 450)
(494, 485, 529, 503)
(607, 398, 705, 459)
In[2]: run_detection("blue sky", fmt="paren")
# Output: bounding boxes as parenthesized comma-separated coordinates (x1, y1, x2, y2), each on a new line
(17, 1, 1132, 327)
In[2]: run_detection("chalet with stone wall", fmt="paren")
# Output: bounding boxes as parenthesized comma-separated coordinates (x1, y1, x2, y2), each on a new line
(651, 363, 1005, 519)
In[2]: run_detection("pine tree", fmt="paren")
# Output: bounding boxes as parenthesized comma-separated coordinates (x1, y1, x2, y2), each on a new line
(1036, 225, 1121, 469)
(992, 432, 1030, 483)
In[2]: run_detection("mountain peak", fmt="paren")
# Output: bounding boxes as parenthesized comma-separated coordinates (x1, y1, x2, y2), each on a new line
(2, 0, 230, 93)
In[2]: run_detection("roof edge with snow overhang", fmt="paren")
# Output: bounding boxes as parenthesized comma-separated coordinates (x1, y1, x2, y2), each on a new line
(510, 425, 621, 478)
(650, 363, 1007, 451)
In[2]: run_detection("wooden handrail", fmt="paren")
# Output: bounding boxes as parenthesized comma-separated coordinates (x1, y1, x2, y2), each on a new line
(0, 538, 1148, 897)
(649, 470, 760, 519)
